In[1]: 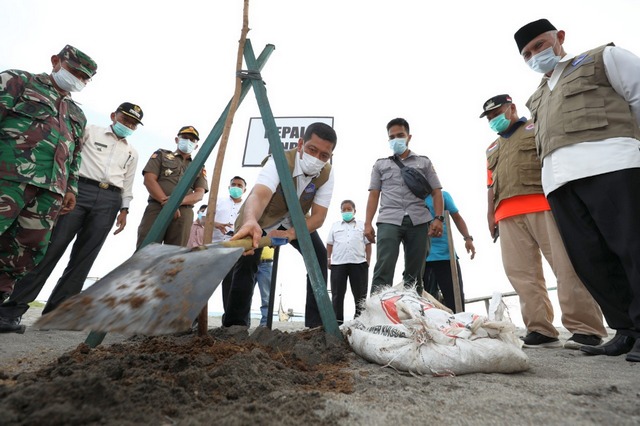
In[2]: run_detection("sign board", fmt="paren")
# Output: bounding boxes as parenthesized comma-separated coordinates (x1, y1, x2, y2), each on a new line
(242, 116, 334, 167)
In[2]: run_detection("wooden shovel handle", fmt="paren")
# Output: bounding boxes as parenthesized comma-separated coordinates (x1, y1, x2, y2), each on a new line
(219, 236, 272, 251)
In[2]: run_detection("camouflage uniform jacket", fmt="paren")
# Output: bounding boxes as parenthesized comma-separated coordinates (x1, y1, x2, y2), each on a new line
(0, 69, 87, 196)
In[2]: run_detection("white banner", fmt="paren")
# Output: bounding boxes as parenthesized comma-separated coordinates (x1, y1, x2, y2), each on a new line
(242, 116, 334, 167)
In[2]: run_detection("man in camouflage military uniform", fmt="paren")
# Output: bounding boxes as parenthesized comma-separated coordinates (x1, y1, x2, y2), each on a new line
(0, 45, 97, 310)
(136, 126, 208, 248)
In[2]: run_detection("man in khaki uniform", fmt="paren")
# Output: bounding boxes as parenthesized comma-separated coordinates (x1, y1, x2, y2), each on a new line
(482, 94, 606, 349)
(137, 126, 208, 248)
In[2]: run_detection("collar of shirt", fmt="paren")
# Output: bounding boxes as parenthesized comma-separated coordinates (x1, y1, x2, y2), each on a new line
(105, 125, 130, 144)
(546, 53, 573, 90)
(499, 117, 527, 138)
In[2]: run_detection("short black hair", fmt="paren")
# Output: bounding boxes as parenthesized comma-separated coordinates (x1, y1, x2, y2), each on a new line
(386, 118, 410, 134)
(340, 200, 356, 210)
(231, 176, 246, 186)
(303, 122, 337, 148)
(198, 204, 207, 212)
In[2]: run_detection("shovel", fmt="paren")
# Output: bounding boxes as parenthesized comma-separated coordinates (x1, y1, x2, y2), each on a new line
(34, 236, 283, 335)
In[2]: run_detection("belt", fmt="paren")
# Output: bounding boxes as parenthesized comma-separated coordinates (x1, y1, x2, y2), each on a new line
(79, 177, 121, 193)
(260, 259, 274, 264)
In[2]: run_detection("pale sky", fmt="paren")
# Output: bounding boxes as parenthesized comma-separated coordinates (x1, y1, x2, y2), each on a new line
(3, 0, 640, 325)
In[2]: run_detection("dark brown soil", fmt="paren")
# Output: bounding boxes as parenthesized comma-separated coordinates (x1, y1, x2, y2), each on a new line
(0, 326, 354, 426)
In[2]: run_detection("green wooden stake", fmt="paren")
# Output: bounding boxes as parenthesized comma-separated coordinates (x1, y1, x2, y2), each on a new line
(84, 43, 276, 348)
(243, 40, 341, 338)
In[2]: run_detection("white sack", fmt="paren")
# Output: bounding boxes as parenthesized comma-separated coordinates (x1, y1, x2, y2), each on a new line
(342, 286, 529, 376)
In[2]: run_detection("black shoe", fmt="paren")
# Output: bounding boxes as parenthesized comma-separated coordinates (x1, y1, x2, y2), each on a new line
(564, 333, 603, 350)
(522, 331, 562, 348)
(0, 316, 25, 334)
(580, 333, 636, 356)
(625, 339, 640, 362)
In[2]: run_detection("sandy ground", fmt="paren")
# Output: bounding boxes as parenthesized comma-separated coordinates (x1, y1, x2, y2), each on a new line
(1, 307, 639, 425)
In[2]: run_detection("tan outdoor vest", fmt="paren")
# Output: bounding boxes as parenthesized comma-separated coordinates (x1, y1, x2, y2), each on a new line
(526, 43, 640, 159)
(235, 149, 331, 230)
(487, 120, 543, 207)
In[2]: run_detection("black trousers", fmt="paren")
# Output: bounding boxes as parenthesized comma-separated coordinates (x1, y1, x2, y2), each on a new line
(330, 262, 369, 324)
(0, 182, 121, 319)
(423, 259, 464, 313)
(547, 168, 640, 337)
(223, 229, 327, 328)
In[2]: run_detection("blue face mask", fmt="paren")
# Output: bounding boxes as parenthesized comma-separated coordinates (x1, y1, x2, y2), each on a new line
(197, 212, 205, 221)
(389, 138, 407, 155)
(489, 113, 511, 133)
(341, 212, 354, 222)
(229, 186, 243, 199)
(112, 121, 134, 138)
(527, 46, 561, 74)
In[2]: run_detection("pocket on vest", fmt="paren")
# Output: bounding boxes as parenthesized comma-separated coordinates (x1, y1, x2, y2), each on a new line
(562, 85, 608, 133)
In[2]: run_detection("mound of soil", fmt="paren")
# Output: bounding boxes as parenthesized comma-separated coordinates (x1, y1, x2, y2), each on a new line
(0, 326, 354, 425)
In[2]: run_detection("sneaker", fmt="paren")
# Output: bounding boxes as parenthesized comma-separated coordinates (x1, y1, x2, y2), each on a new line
(522, 331, 562, 348)
(0, 316, 25, 334)
(564, 333, 603, 350)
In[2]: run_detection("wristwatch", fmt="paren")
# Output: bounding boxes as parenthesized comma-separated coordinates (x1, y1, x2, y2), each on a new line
(120, 207, 129, 214)
(434, 215, 445, 222)
(463, 236, 474, 241)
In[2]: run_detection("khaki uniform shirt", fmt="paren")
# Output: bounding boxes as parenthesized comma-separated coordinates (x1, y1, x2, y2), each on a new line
(142, 149, 208, 203)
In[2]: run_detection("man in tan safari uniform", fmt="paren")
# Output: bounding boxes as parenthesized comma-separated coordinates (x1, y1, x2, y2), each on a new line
(136, 126, 208, 248)
(223, 122, 337, 328)
(482, 94, 606, 350)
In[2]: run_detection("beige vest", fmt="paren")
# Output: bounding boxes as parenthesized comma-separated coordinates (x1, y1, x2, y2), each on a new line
(487, 119, 543, 207)
(526, 43, 640, 159)
(235, 149, 331, 230)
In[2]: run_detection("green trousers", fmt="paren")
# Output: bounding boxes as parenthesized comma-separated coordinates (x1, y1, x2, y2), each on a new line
(371, 215, 430, 295)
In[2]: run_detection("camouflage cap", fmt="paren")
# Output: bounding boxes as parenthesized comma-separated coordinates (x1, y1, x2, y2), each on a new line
(58, 44, 98, 78)
(178, 125, 200, 140)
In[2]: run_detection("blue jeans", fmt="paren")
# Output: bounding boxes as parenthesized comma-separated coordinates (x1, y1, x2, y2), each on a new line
(255, 260, 272, 326)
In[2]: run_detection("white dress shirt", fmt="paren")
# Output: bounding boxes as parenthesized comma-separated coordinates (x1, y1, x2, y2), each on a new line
(255, 153, 334, 232)
(540, 46, 640, 195)
(212, 196, 243, 242)
(79, 125, 139, 208)
(326, 219, 369, 265)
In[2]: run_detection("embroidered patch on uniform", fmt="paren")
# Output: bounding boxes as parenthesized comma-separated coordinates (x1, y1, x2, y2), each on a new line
(201, 167, 207, 178)
(486, 141, 499, 154)
(164, 169, 173, 176)
(526, 123, 535, 130)
(166, 153, 175, 160)
(151, 153, 158, 159)
(572, 54, 588, 67)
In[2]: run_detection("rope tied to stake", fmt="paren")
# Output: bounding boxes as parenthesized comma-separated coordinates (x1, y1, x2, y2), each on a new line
(236, 69, 263, 81)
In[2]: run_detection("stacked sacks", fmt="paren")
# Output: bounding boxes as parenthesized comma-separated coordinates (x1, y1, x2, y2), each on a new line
(342, 285, 529, 376)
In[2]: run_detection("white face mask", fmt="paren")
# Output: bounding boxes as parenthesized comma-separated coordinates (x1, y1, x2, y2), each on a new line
(51, 67, 86, 92)
(177, 138, 195, 154)
(299, 151, 326, 176)
(526, 37, 561, 74)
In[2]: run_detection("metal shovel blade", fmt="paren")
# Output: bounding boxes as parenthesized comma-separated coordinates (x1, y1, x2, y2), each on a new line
(34, 243, 244, 335)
